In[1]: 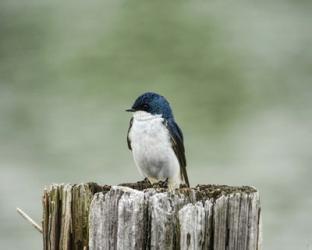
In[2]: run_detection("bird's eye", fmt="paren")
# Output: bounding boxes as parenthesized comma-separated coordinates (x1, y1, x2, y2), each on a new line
(142, 103, 149, 110)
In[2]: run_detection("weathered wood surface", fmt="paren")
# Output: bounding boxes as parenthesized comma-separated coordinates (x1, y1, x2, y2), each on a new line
(42, 183, 109, 250)
(42, 182, 262, 250)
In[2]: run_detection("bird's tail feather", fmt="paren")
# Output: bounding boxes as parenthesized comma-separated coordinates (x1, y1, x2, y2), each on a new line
(181, 167, 190, 187)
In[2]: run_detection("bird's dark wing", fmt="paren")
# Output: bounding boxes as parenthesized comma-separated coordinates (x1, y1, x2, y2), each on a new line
(163, 119, 190, 187)
(127, 117, 133, 150)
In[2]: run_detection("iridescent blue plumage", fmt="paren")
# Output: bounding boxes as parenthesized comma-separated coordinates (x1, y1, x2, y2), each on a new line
(130, 92, 174, 120)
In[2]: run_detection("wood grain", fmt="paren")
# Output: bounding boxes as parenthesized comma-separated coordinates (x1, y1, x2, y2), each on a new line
(43, 183, 261, 250)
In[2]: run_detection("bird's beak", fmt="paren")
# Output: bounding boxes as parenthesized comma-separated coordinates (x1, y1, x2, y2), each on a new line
(125, 108, 135, 112)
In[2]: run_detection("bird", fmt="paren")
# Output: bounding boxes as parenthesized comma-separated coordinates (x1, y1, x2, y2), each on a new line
(126, 92, 189, 190)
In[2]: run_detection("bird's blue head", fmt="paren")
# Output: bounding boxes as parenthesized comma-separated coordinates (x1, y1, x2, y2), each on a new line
(126, 92, 174, 119)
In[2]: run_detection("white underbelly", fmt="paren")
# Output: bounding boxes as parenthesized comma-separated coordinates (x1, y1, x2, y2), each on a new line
(129, 115, 180, 181)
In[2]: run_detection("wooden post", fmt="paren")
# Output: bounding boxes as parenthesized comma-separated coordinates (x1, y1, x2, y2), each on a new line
(42, 182, 262, 250)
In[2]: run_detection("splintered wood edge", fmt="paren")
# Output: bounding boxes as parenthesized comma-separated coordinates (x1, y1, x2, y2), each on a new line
(43, 182, 260, 250)
(42, 183, 110, 250)
(117, 182, 258, 200)
(88, 185, 261, 250)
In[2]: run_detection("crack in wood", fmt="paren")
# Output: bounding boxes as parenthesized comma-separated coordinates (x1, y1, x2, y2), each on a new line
(42, 182, 261, 250)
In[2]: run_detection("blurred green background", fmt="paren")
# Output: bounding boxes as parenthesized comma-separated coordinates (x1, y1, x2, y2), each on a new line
(0, 0, 311, 249)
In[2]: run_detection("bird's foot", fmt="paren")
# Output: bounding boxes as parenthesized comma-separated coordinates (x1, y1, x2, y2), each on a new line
(162, 178, 169, 188)
(135, 178, 153, 188)
(151, 178, 168, 189)
(179, 183, 189, 188)
(141, 177, 150, 184)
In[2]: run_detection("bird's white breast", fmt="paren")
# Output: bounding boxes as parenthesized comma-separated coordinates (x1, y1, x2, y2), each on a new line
(128, 111, 180, 184)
